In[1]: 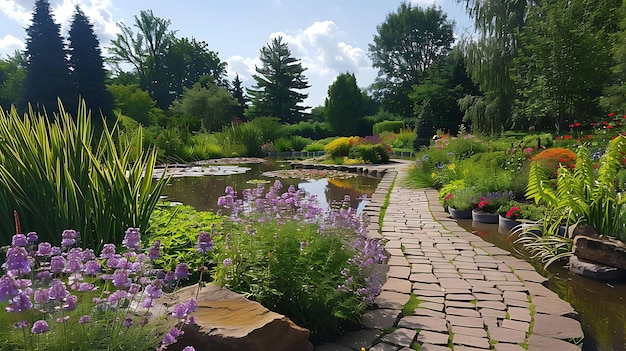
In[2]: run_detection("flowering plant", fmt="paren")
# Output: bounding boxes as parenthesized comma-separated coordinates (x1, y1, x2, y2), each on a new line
(473, 191, 514, 213)
(505, 206, 522, 219)
(0, 228, 202, 351)
(212, 181, 386, 343)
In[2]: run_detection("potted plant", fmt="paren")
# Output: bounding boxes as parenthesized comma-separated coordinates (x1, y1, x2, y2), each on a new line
(498, 202, 522, 230)
(472, 191, 514, 224)
(447, 187, 477, 219)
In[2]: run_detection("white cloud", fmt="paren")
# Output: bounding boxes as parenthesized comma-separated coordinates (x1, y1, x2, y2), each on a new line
(225, 20, 374, 107)
(52, 0, 119, 41)
(0, 34, 25, 54)
(0, 0, 31, 25)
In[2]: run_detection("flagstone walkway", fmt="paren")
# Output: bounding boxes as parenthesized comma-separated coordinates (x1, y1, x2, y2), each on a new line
(315, 165, 584, 351)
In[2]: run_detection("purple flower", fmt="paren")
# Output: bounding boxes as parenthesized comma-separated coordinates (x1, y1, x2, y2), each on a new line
(14, 320, 28, 329)
(161, 327, 184, 347)
(35, 242, 53, 256)
(196, 231, 214, 254)
(123, 317, 133, 327)
(61, 229, 79, 248)
(122, 227, 141, 251)
(6, 291, 32, 312)
(174, 263, 189, 280)
(112, 269, 130, 288)
(31, 320, 49, 334)
(146, 281, 163, 298)
(79, 315, 91, 324)
(100, 243, 116, 259)
(182, 347, 196, 351)
(223, 258, 233, 267)
(172, 299, 197, 319)
(49, 281, 69, 301)
(83, 260, 101, 275)
(11, 234, 28, 247)
(107, 290, 128, 304)
(26, 232, 38, 243)
(148, 240, 161, 260)
(63, 295, 78, 311)
(142, 297, 154, 308)
(0, 275, 19, 301)
(5, 246, 31, 274)
(74, 282, 95, 292)
(34, 288, 49, 304)
(49, 255, 66, 274)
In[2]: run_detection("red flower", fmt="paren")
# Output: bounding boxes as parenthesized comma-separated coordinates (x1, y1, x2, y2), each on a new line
(608, 125, 614, 129)
(623, 115, 626, 119)
(565, 135, 572, 140)
(592, 122, 597, 126)
(588, 134, 594, 139)
(555, 136, 562, 140)
(444, 193, 453, 201)
(478, 198, 490, 209)
(603, 121, 609, 125)
(609, 112, 615, 117)
(575, 122, 581, 127)
(506, 206, 521, 219)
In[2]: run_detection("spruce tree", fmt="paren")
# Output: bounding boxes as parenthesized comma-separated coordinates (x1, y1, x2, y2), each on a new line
(68, 6, 115, 123)
(229, 74, 249, 120)
(246, 36, 309, 123)
(20, 0, 72, 118)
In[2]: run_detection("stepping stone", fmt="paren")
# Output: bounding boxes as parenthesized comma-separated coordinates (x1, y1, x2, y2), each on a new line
(413, 308, 445, 319)
(502, 291, 529, 301)
(438, 278, 472, 289)
(420, 344, 452, 351)
(479, 308, 507, 319)
(445, 307, 481, 318)
(476, 300, 506, 310)
(493, 343, 526, 351)
(445, 300, 476, 309)
(336, 329, 382, 350)
(381, 278, 413, 294)
(361, 308, 400, 329)
(500, 319, 529, 332)
(487, 326, 527, 343)
(398, 315, 448, 333)
(527, 334, 582, 351)
(450, 325, 488, 338)
(417, 330, 450, 345)
(532, 313, 584, 339)
(376, 290, 410, 309)
(473, 293, 503, 301)
(388, 266, 411, 279)
(453, 333, 490, 349)
(507, 307, 531, 322)
(446, 315, 485, 328)
(532, 296, 577, 316)
(410, 273, 438, 283)
(381, 327, 416, 347)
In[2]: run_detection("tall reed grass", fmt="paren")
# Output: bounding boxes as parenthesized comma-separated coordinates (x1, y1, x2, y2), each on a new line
(0, 101, 168, 248)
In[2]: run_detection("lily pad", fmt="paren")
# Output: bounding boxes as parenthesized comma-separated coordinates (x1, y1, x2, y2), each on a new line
(153, 165, 251, 178)
(262, 169, 357, 180)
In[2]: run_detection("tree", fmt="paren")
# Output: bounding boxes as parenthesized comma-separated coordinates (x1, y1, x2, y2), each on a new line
(0, 51, 26, 108)
(229, 74, 249, 120)
(368, 3, 454, 119)
(512, 0, 617, 130)
(246, 36, 310, 123)
(107, 84, 157, 126)
(602, 2, 626, 113)
(20, 0, 73, 117)
(325, 73, 364, 136)
(410, 48, 478, 134)
(108, 10, 177, 109)
(170, 82, 237, 132)
(457, 0, 528, 135)
(68, 6, 115, 123)
(162, 37, 227, 106)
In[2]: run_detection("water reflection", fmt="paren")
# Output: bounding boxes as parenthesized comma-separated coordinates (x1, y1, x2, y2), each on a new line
(456, 219, 626, 351)
(161, 161, 380, 214)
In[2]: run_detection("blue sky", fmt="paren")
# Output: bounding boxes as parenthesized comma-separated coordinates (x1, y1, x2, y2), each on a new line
(0, 0, 473, 108)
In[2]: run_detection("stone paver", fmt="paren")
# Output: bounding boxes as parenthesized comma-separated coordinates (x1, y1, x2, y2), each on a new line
(307, 163, 584, 351)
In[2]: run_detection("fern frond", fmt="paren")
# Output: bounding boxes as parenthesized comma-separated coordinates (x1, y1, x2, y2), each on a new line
(525, 161, 558, 207)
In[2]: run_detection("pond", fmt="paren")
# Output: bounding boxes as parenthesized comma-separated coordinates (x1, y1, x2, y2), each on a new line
(458, 219, 626, 351)
(160, 160, 381, 214)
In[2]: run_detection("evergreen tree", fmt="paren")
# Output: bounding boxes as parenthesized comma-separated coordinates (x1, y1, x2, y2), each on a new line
(20, 0, 72, 117)
(229, 74, 249, 120)
(68, 6, 115, 123)
(246, 36, 310, 123)
(325, 72, 364, 136)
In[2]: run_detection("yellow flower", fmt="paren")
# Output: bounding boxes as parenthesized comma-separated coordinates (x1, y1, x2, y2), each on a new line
(448, 163, 455, 171)
(431, 172, 437, 179)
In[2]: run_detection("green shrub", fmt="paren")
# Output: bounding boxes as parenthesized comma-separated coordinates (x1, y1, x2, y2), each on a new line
(219, 122, 264, 157)
(281, 121, 334, 139)
(303, 143, 326, 152)
(289, 135, 313, 151)
(522, 133, 554, 149)
(373, 120, 405, 134)
(249, 116, 283, 142)
(274, 137, 294, 152)
(0, 102, 168, 248)
(448, 137, 488, 160)
(348, 144, 390, 164)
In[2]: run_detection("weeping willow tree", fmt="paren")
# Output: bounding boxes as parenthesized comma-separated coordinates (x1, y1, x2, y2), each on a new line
(456, 0, 529, 135)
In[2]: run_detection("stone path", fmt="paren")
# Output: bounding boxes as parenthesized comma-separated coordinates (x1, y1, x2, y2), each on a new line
(315, 166, 584, 351)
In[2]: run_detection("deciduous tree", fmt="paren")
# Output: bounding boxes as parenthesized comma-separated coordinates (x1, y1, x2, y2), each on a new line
(170, 82, 237, 132)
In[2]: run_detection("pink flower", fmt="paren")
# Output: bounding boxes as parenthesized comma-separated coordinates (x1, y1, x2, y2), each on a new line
(506, 207, 521, 219)
(477, 198, 490, 209)
(444, 193, 453, 201)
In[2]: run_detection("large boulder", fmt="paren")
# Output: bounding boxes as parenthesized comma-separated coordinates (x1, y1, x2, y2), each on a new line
(153, 284, 314, 351)
(573, 235, 626, 271)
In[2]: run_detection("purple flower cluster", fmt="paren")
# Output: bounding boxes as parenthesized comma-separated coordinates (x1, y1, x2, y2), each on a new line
(0, 228, 199, 349)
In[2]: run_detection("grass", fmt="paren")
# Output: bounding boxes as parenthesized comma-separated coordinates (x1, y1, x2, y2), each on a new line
(402, 294, 421, 316)
(379, 173, 397, 233)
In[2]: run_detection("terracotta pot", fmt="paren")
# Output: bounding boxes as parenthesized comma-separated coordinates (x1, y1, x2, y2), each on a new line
(448, 207, 472, 219)
(472, 209, 499, 224)
(498, 215, 521, 231)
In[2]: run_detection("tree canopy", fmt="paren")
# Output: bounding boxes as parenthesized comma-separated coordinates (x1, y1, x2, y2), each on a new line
(246, 36, 310, 124)
(325, 73, 365, 136)
(369, 3, 454, 119)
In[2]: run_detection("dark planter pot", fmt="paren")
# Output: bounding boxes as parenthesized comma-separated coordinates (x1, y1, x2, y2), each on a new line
(472, 210, 499, 224)
(498, 215, 521, 231)
(449, 207, 472, 219)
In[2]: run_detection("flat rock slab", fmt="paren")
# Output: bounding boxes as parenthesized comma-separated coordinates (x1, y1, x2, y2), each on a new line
(381, 328, 416, 347)
(569, 255, 626, 280)
(417, 330, 450, 345)
(532, 313, 584, 339)
(527, 334, 582, 351)
(361, 308, 400, 329)
(398, 316, 448, 332)
(487, 326, 526, 343)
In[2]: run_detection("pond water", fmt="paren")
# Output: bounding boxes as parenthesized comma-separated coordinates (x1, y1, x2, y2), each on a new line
(457, 219, 626, 351)
(161, 160, 381, 214)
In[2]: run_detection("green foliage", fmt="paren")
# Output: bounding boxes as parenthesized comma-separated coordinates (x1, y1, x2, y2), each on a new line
(281, 121, 333, 140)
(303, 143, 326, 152)
(107, 84, 158, 126)
(246, 36, 310, 123)
(0, 102, 168, 248)
(369, 3, 454, 118)
(348, 144, 390, 164)
(521, 133, 554, 149)
(325, 73, 365, 135)
(0, 52, 26, 108)
(20, 0, 73, 115)
(147, 203, 222, 273)
(169, 82, 237, 132)
(446, 187, 478, 211)
(373, 120, 405, 134)
(526, 137, 626, 241)
(218, 122, 264, 157)
(248, 116, 283, 142)
(447, 137, 488, 160)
